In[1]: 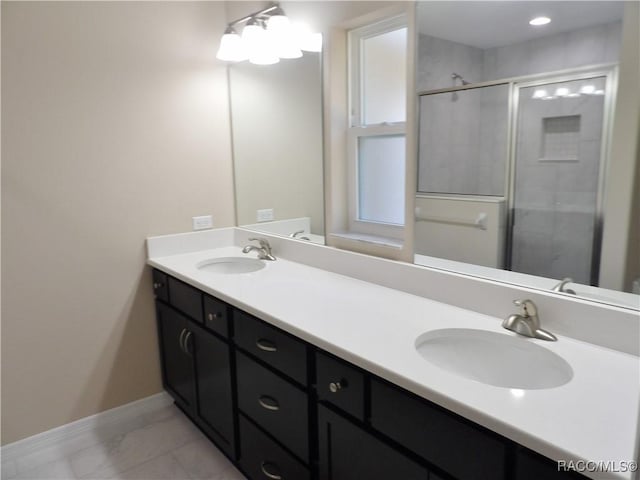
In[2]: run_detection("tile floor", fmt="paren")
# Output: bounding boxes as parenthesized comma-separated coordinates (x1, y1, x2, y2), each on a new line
(2, 404, 246, 480)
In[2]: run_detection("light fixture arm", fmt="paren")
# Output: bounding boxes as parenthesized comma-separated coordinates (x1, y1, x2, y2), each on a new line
(227, 3, 280, 28)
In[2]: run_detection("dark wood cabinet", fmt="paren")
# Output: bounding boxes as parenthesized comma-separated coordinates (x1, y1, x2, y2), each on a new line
(318, 405, 429, 480)
(152, 268, 587, 480)
(190, 321, 235, 459)
(234, 310, 308, 385)
(370, 378, 507, 480)
(238, 415, 310, 480)
(156, 302, 196, 415)
(316, 351, 365, 421)
(168, 276, 203, 324)
(155, 299, 235, 460)
(236, 351, 309, 462)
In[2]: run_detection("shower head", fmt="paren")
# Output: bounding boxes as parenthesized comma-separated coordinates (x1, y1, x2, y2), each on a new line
(451, 72, 471, 85)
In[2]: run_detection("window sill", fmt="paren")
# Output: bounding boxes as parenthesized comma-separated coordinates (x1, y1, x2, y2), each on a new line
(329, 232, 403, 249)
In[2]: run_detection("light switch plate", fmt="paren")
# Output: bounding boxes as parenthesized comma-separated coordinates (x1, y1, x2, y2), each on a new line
(257, 208, 274, 222)
(192, 215, 213, 230)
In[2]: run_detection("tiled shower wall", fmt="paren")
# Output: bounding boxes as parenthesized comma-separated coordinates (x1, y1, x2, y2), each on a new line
(416, 21, 621, 276)
(417, 20, 622, 196)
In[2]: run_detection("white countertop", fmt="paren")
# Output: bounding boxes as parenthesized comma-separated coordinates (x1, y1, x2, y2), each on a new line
(149, 245, 640, 480)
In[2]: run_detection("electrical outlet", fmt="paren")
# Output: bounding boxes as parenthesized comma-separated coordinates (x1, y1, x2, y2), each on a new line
(192, 215, 213, 231)
(257, 208, 274, 222)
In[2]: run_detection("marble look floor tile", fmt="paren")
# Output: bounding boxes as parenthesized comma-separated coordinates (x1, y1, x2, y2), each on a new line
(2, 459, 18, 479)
(85, 453, 190, 480)
(12, 458, 77, 480)
(172, 436, 245, 480)
(13, 408, 163, 475)
(72, 408, 199, 479)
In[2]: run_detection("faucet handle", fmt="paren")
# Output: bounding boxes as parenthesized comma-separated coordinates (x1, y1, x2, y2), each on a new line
(513, 299, 538, 318)
(248, 237, 272, 252)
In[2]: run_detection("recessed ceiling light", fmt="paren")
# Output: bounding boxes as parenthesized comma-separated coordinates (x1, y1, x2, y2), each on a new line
(529, 16, 551, 26)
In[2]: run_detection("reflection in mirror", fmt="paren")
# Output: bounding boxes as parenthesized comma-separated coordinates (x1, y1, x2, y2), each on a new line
(414, 1, 639, 309)
(230, 52, 325, 244)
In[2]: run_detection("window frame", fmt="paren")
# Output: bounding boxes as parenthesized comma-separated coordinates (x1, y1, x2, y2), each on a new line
(347, 15, 408, 240)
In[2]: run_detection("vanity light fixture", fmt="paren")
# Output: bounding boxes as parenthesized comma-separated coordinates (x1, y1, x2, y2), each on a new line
(555, 87, 570, 97)
(243, 17, 280, 65)
(217, 26, 248, 62)
(580, 85, 596, 94)
(216, 3, 321, 65)
(267, 6, 302, 59)
(529, 16, 551, 26)
(532, 89, 547, 99)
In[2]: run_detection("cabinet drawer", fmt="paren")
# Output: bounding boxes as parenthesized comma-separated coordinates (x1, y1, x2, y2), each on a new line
(234, 310, 307, 385)
(152, 269, 169, 302)
(370, 379, 506, 480)
(237, 351, 309, 462)
(203, 295, 230, 338)
(316, 351, 365, 420)
(168, 277, 203, 323)
(515, 449, 587, 479)
(239, 415, 310, 480)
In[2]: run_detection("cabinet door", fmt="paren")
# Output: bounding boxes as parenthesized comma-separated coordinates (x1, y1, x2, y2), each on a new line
(189, 321, 236, 459)
(156, 302, 195, 413)
(318, 405, 429, 480)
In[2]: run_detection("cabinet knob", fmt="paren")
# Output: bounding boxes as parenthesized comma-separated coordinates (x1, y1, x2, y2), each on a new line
(329, 379, 347, 393)
(207, 312, 220, 321)
(153, 282, 163, 289)
(260, 461, 282, 480)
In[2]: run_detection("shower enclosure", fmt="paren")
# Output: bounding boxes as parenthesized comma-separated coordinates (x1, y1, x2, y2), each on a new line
(417, 67, 615, 285)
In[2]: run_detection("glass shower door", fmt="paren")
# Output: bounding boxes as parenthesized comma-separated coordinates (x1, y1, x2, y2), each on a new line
(510, 76, 607, 284)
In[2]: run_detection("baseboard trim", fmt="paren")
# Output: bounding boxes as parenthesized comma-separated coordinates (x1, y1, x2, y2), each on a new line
(1, 391, 172, 462)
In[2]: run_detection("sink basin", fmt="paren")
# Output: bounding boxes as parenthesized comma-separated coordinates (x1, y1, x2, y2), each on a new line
(197, 257, 265, 274)
(415, 328, 573, 389)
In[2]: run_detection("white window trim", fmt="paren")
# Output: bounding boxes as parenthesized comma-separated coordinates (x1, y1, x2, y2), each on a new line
(347, 124, 406, 239)
(346, 16, 408, 241)
(349, 15, 408, 128)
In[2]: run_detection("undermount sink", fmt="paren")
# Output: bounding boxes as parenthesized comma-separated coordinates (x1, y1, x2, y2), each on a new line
(197, 257, 265, 274)
(415, 328, 573, 390)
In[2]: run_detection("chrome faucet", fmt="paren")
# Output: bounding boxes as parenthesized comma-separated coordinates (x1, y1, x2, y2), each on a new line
(242, 237, 276, 261)
(502, 299, 557, 341)
(289, 230, 311, 241)
(552, 278, 576, 295)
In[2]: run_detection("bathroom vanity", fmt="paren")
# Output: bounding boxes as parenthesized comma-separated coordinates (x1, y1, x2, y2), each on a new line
(147, 229, 639, 480)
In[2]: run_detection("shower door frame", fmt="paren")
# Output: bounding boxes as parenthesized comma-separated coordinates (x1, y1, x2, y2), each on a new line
(417, 63, 618, 285)
(506, 65, 618, 286)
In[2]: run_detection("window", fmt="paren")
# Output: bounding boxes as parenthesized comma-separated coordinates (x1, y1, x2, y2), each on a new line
(347, 17, 407, 240)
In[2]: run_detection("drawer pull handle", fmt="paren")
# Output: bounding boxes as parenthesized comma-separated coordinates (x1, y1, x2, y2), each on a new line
(153, 282, 164, 289)
(260, 461, 282, 480)
(256, 338, 277, 352)
(258, 395, 280, 411)
(184, 331, 193, 356)
(179, 328, 187, 353)
(207, 312, 221, 321)
(329, 379, 348, 393)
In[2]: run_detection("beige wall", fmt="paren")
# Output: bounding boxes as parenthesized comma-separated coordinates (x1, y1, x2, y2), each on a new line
(1, 1, 235, 444)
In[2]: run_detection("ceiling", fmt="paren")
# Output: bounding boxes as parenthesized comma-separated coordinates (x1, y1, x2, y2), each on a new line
(417, 1, 625, 49)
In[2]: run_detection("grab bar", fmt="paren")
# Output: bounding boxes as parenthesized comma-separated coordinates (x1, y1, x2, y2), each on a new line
(415, 208, 487, 230)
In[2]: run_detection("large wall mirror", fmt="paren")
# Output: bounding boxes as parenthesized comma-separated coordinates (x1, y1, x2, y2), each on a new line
(414, 1, 639, 309)
(230, 51, 325, 244)
(227, 1, 638, 310)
